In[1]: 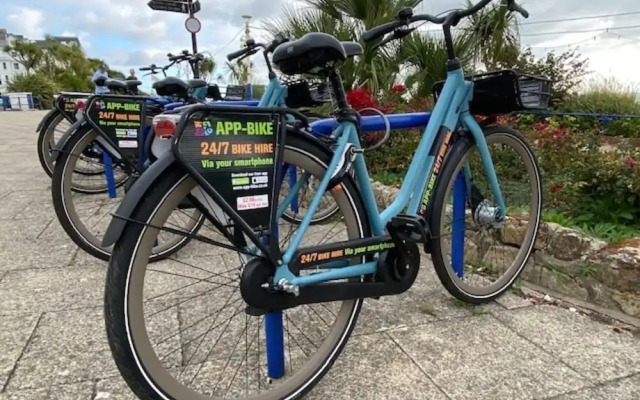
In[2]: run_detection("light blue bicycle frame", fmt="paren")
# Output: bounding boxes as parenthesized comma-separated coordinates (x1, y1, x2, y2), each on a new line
(273, 66, 507, 286)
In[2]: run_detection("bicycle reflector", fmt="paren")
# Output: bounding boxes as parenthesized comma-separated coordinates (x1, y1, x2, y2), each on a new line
(153, 114, 181, 138)
(75, 99, 86, 110)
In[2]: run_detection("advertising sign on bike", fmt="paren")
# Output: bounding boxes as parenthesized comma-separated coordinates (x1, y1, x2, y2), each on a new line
(176, 110, 284, 233)
(85, 96, 146, 167)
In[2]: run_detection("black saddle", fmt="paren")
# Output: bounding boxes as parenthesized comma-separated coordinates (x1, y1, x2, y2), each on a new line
(342, 42, 363, 57)
(273, 32, 348, 76)
(105, 79, 141, 93)
(153, 77, 207, 97)
(187, 79, 207, 89)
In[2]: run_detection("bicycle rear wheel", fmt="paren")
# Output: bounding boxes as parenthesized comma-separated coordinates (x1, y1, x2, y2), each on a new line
(52, 126, 202, 261)
(105, 133, 370, 399)
(37, 112, 72, 177)
(428, 126, 541, 303)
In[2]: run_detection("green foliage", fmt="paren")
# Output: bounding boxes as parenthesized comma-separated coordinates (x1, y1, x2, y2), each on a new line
(464, 0, 520, 70)
(399, 32, 472, 99)
(199, 58, 216, 81)
(508, 47, 589, 106)
(7, 73, 59, 108)
(265, 0, 421, 93)
(3, 40, 43, 73)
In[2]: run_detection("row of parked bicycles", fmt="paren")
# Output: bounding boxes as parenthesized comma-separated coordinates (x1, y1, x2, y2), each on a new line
(36, 1, 547, 399)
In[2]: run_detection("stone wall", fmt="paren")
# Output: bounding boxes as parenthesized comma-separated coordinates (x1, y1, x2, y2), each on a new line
(372, 181, 640, 317)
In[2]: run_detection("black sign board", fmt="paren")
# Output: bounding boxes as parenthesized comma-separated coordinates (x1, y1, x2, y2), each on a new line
(147, 0, 201, 14)
(225, 85, 246, 101)
(85, 96, 146, 168)
(176, 111, 284, 232)
(55, 93, 89, 122)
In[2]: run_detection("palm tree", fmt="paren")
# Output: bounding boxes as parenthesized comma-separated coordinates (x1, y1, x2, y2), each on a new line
(265, 0, 422, 94)
(399, 31, 474, 99)
(462, 0, 521, 71)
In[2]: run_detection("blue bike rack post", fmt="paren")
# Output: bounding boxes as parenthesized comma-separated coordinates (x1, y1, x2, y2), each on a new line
(246, 83, 253, 100)
(102, 152, 117, 199)
(264, 184, 285, 379)
(288, 166, 299, 214)
(451, 171, 466, 278)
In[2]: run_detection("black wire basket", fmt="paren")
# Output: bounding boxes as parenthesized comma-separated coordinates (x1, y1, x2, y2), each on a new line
(284, 78, 332, 108)
(433, 69, 551, 115)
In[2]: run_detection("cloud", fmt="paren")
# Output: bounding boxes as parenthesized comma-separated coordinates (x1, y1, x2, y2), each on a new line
(6, 7, 46, 39)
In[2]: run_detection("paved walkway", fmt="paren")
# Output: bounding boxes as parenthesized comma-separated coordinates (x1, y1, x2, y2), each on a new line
(0, 110, 639, 400)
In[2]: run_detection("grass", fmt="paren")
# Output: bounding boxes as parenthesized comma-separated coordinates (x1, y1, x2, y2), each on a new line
(562, 76, 640, 115)
(543, 210, 640, 243)
(371, 171, 403, 186)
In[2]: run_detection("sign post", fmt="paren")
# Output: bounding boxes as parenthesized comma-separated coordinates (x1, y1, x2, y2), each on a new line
(147, 0, 201, 77)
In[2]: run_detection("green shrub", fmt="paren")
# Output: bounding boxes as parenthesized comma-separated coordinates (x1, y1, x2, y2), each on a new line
(7, 73, 60, 109)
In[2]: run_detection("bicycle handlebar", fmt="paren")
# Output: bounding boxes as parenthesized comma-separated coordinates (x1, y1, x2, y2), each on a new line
(362, 0, 528, 43)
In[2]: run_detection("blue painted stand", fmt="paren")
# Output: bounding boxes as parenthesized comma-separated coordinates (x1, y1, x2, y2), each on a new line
(288, 166, 299, 214)
(265, 311, 285, 378)
(102, 152, 117, 199)
(264, 180, 285, 379)
(451, 172, 466, 278)
(246, 83, 252, 100)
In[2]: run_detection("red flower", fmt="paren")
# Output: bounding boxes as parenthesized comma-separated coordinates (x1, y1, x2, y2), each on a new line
(552, 128, 568, 139)
(534, 122, 549, 131)
(391, 84, 406, 93)
(550, 185, 562, 193)
(626, 158, 635, 168)
(346, 87, 379, 111)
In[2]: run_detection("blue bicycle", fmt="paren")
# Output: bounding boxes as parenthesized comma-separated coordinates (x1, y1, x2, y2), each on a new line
(103, 1, 543, 398)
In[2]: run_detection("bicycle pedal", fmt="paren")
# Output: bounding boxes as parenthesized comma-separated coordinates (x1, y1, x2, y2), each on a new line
(387, 214, 430, 244)
(327, 143, 357, 190)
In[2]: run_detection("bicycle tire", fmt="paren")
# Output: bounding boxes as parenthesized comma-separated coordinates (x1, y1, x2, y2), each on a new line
(427, 125, 542, 304)
(52, 126, 202, 261)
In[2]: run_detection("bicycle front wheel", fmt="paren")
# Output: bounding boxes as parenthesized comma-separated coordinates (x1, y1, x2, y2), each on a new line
(428, 125, 542, 303)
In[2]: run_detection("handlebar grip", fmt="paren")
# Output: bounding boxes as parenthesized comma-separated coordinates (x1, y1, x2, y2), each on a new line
(168, 55, 180, 62)
(227, 47, 249, 61)
(139, 67, 152, 71)
(362, 21, 402, 42)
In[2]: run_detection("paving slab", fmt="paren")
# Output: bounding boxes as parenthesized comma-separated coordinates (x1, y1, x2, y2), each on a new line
(390, 314, 589, 400)
(0, 315, 40, 391)
(0, 266, 104, 315)
(307, 332, 449, 400)
(0, 381, 94, 400)
(550, 374, 640, 400)
(491, 305, 640, 382)
(4, 309, 120, 391)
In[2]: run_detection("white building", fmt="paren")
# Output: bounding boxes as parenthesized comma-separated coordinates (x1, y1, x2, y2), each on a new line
(0, 29, 27, 94)
(0, 29, 81, 94)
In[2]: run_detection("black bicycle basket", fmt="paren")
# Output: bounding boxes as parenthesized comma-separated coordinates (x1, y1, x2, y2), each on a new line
(433, 69, 551, 115)
(284, 78, 332, 108)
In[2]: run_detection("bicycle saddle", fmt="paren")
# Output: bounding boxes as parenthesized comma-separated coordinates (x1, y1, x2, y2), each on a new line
(187, 79, 207, 89)
(105, 79, 127, 92)
(152, 77, 190, 98)
(341, 42, 363, 57)
(273, 32, 347, 75)
(124, 80, 142, 89)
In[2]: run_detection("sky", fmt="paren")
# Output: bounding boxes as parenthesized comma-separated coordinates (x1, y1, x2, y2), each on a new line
(1, 0, 639, 92)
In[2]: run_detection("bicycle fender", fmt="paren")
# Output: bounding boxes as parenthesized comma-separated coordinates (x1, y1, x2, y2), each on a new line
(36, 108, 60, 133)
(49, 118, 86, 163)
(101, 152, 177, 247)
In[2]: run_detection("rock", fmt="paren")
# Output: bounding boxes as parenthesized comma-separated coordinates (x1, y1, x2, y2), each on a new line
(588, 238, 640, 293)
(372, 181, 399, 210)
(544, 224, 607, 261)
(612, 291, 640, 317)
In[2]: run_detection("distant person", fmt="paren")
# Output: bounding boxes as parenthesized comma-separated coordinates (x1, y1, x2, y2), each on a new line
(126, 68, 139, 94)
(126, 68, 137, 81)
(92, 64, 109, 94)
